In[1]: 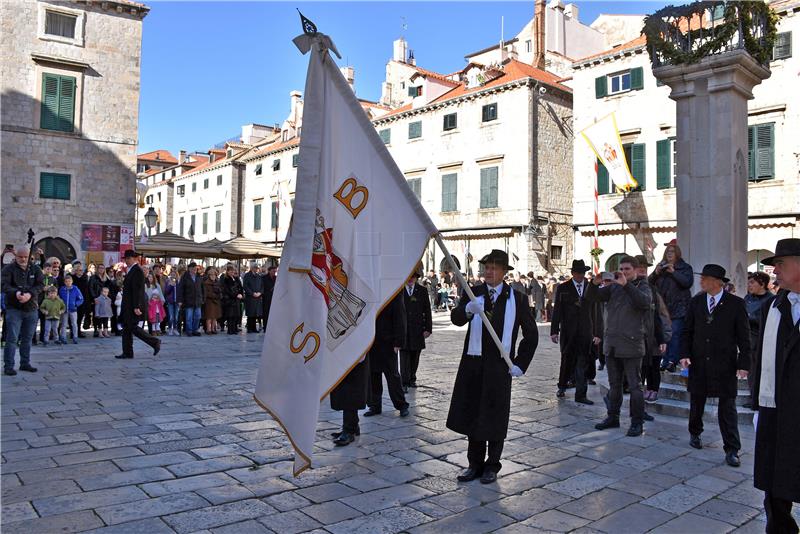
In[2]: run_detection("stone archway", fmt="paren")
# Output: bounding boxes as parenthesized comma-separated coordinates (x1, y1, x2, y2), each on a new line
(34, 237, 77, 265)
(747, 249, 774, 273)
(604, 253, 627, 272)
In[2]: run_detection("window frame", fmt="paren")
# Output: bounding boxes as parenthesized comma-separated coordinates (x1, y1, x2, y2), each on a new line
(215, 210, 222, 233)
(39, 172, 71, 200)
(443, 113, 457, 132)
(216, 175, 223, 186)
(255, 163, 263, 176)
(773, 31, 792, 60)
(379, 128, 391, 145)
(608, 70, 632, 95)
(441, 173, 458, 213)
(40, 72, 76, 133)
(482, 103, 498, 123)
(272, 159, 281, 171)
(408, 121, 422, 140)
(479, 166, 499, 209)
(38, 4, 85, 47)
(253, 203, 263, 232)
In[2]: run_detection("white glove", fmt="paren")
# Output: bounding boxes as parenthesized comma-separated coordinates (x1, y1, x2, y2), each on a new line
(465, 299, 484, 316)
(510, 365, 523, 378)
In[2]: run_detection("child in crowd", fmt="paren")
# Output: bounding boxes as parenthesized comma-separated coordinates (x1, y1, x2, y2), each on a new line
(94, 286, 113, 338)
(164, 272, 178, 336)
(58, 274, 84, 345)
(148, 292, 165, 335)
(40, 286, 65, 347)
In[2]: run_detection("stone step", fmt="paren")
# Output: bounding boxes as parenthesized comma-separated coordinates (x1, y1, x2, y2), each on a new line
(657, 382, 752, 406)
(661, 371, 749, 390)
(647, 397, 757, 426)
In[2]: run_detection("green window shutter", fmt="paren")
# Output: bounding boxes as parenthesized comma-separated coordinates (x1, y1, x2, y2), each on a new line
(408, 121, 422, 139)
(40, 173, 55, 198)
(481, 103, 497, 122)
(57, 76, 75, 132)
(40, 172, 70, 200)
(292, 154, 299, 167)
(480, 167, 498, 208)
(773, 32, 792, 60)
(656, 139, 672, 189)
(271, 201, 279, 228)
(407, 178, 421, 199)
(755, 123, 775, 180)
(379, 128, 391, 144)
(748, 126, 756, 181)
(253, 204, 262, 231)
(442, 173, 457, 212)
(630, 67, 644, 91)
(595, 76, 607, 98)
(597, 160, 609, 195)
(630, 143, 646, 190)
(41, 74, 60, 130)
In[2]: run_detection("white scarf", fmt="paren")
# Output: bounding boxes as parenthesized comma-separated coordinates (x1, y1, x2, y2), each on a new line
(759, 302, 781, 408)
(467, 286, 515, 357)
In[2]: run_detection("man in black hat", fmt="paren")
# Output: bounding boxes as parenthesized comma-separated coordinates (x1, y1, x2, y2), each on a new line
(751, 238, 800, 532)
(400, 268, 432, 391)
(116, 250, 160, 359)
(447, 249, 538, 484)
(680, 264, 749, 466)
(550, 259, 597, 403)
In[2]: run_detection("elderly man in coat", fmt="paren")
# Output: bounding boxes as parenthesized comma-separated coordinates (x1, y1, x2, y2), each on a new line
(400, 268, 432, 391)
(680, 264, 750, 467)
(242, 262, 263, 333)
(447, 250, 538, 484)
(751, 239, 800, 533)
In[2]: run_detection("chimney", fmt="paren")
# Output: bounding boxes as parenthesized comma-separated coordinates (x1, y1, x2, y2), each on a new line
(564, 3, 578, 19)
(179, 150, 187, 164)
(550, 0, 567, 57)
(533, 0, 546, 69)
(209, 152, 216, 163)
(393, 37, 408, 63)
(340, 66, 355, 92)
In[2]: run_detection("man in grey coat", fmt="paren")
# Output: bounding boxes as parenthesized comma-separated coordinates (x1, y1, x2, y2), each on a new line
(593, 255, 652, 437)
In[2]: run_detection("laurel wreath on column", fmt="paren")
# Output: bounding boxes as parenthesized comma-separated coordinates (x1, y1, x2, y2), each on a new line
(643, 1, 779, 66)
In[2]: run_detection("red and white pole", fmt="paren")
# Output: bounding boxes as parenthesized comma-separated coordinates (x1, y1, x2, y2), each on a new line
(593, 160, 600, 275)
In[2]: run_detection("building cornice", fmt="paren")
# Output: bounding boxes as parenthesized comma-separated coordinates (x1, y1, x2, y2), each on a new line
(572, 44, 648, 71)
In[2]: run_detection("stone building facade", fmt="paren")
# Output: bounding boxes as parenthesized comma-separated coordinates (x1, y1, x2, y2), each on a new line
(571, 0, 799, 275)
(1, 0, 149, 263)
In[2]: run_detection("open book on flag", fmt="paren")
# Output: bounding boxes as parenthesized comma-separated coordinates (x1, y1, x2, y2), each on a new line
(254, 31, 438, 475)
(579, 113, 638, 191)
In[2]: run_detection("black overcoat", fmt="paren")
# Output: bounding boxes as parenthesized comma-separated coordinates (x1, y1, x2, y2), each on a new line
(330, 359, 369, 411)
(752, 291, 800, 502)
(402, 283, 432, 352)
(446, 282, 538, 441)
(261, 274, 276, 321)
(367, 293, 406, 374)
(121, 264, 147, 327)
(680, 291, 750, 398)
(242, 271, 263, 318)
(219, 275, 243, 318)
(178, 272, 204, 307)
(550, 279, 596, 355)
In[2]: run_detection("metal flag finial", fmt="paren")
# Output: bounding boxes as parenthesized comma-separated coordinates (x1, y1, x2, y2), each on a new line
(297, 9, 317, 35)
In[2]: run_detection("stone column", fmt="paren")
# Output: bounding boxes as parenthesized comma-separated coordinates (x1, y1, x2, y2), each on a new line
(654, 50, 769, 294)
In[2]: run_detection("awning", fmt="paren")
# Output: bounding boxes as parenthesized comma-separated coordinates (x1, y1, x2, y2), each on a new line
(216, 237, 282, 259)
(440, 227, 518, 241)
(135, 232, 219, 258)
(579, 221, 796, 237)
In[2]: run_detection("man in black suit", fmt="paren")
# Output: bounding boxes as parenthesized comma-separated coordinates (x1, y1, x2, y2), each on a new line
(400, 269, 432, 391)
(751, 239, 800, 533)
(116, 250, 160, 359)
(550, 259, 597, 403)
(260, 265, 277, 331)
(680, 264, 749, 467)
(447, 250, 538, 484)
(364, 293, 409, 419)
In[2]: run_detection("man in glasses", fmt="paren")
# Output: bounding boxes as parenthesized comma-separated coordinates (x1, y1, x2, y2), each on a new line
(2, 245, 44, 375)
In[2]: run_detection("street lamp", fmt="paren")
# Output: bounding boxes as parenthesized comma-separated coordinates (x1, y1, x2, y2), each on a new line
(144, 207, 158, 237)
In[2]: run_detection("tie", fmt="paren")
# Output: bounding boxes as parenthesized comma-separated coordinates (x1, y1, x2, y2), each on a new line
(576, 282, 583, 299)
(788, 292, 800, 325)
(486, 288, 496, 313)
(709, 295, 716, 313)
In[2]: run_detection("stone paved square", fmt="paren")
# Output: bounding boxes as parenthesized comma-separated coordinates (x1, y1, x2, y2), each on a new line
(1, 314, 790, 533)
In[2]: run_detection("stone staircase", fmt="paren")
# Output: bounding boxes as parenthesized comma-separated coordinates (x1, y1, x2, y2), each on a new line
(596, 370, 757, 425)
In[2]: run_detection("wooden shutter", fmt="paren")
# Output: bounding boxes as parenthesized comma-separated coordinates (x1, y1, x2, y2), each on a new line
(595, 76, 607, 98)
(40, 173, 55, 198)
(253, 204, 262, 231)
(480, 167, 498, 208)
(773, 32, 792, 60)
(40, 172, 70, 199)
(409, 121, 421, 139)
(271, 202, 278, 228)
(442, 174, 457, 212)
(656, 139, 671, 189)
(748, 126, 756, 181)
(596, 160, 609, 195)
(630, 143, 646, 190)
(41, 74, 60, 130)
(755, 123, 775, 180)
(630, 67, 644, 91)
(58, 76, 75, 132)
(379, 128, 391, 144)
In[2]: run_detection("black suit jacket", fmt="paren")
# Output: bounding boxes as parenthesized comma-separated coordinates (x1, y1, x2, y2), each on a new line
(402, 283, 432, 351)
(121, 263, 146, 326)
(550, 279, 597, 353)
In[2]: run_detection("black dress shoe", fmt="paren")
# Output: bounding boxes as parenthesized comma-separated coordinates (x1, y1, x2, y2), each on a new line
(643, 412, 654, 422)
(456, 466, 482, 482)
(399, 407, 410, 417)
(556, 388, 566, 398)
(626, 423, 643, 437)
(690, 435, 702, 449)
(331, 427, 360, 439)
(363, 409, 381, 417)
(333, 432, 355, 446)
(19, 365, 37, 373)
(114, 354, 134, 359)
(595, 417, 620, 430)
(725, 451, 741, 467)
(480, 471, 498, 484)
(4, 368, 17, 376)
(575, 397, 594, 405)
(153, 340, 161, 356)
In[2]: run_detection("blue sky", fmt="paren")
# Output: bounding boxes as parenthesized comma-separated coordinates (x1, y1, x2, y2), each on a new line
(138, 1, 668, 155)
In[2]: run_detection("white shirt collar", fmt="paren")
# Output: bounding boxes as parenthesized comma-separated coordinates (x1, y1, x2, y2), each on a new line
(487, 281, 503, 300)
(707, 289, 724, 309)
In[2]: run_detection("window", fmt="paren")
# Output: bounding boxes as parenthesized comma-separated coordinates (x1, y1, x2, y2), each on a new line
(656, 138, 674, 189)
(379, 128, 391, 145)
(202, 212, 208, 234)
(179, 217, 184, 237)
(271, 201, 279, 229)
(189, 215, 196, 237)
(272, 159, 281, 171)
(443, 113, 457, 131)
(748, 123, 775, 181)
(408, 86, 422, 97)
(292, 154, 299, 168)
(253, 203, 262, 232)
(215, 210, 222, 233)
(40, 73, 75, 132)
(39, 172, 70, 200)
(157, 192, 161, 201)
(255, 164, 263, 176)
(177, 185, 185, 197)
(408, 121, 422, 140)
(171, 169, 176, 177)
(216, 175, 222, 186)
(407, 177, 421, 199)
(550, 245, 563, 261)
(601, 67, 644, 97)
(773, 32, 792, 60)
(145, 195, 153, 205)
(44, 11, 77, 39)
(203, 178, 209, 189)
(441, 173, 457, 212)
(526, 40, 532, 53)
(482, 103, 498, 122)
(609, 71, 631, 94)
(191, 182, 197, 193)
(626, 143, 646, 191)
(597, 160, 610, 195)
(479, 167, 499, 208)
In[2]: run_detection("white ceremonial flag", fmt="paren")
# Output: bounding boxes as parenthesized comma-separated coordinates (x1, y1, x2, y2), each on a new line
(254, 31, 438, 475)
(579, 113, 638, 191)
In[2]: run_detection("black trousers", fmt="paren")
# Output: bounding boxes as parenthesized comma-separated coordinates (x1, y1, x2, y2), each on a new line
(558, 339, 591, 398)
(467, 437, 504, 473)
(343, 409, 359, 434)
(689, 394, 740, 453)
(643, 354, 662, 392)
(121, 323, 159, 357)
(606, 354, 644, 424)
(400, 349, 421, 386)
(764, 492, 798, 534)
(246, 316, 258, 332)
(368, 357, 408, 411)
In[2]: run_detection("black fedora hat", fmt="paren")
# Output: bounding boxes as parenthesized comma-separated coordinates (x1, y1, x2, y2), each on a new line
(698, 264, 729, 283)
(761, 238, 800, 266)
(479, 249, 513, 271)
(123, 249, 140, 258)
(570, 259, 591, 273)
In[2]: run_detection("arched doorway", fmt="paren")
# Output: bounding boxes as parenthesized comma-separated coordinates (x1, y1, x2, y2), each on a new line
(34, 237, 77, 265)
(604, 253, 627, 272)
(440, 256, 460, 273)
(747, 249, 773, 273)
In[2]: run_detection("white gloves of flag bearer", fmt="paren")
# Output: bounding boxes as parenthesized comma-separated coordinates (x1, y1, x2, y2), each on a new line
(510, 365, 523, 377)
(465, 299, 484, 316)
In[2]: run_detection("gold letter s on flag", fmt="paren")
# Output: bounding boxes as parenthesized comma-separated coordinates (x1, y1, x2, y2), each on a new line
(290, 323, 320, 363)
(333, 177, 368, 218)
